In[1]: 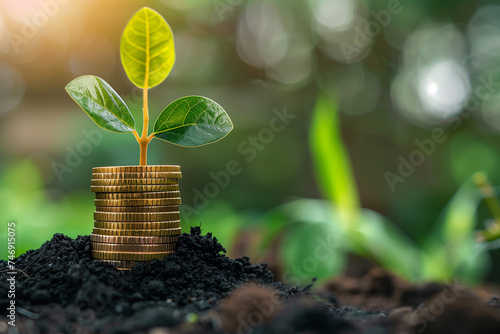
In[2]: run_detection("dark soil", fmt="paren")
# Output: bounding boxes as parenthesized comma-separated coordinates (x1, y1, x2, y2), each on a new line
(1, 227, 500, 333)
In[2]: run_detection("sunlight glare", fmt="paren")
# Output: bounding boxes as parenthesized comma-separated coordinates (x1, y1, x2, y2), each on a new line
(418, 61, 470, 118)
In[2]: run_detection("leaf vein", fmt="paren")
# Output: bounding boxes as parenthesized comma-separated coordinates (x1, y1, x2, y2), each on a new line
(123, 49, 147, 66)
(124, 36, 146, 52)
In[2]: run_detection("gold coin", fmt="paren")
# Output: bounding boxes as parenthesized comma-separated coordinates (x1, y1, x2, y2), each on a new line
(92, 242, 177, 252)
(99, 260, 143, 270)
(92, 172, 182, 179)
(93, 227, 182, 236)
(93, 221, 181, 229)
(91, 185, 179, 193)
(94, 211, 180, 222)
(90, 234, 179, 244)
(94, 211, 180, 221)
(93, 166, 180, 173)
(94, 198, 181, 207)
(95, 206, 178, 213)
(95, 191, 180, 200)
(91, 250, 174, 261)
(91, 178, 179, 186)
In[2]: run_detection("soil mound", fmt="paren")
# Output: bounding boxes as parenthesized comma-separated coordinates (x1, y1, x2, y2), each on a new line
(2, 227, 500, 333)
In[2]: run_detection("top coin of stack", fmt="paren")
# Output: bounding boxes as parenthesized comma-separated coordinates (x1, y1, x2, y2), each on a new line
(90, 166, 182, 270)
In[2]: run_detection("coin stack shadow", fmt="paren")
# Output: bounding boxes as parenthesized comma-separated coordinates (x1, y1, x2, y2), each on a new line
(90, 166, 182, 270)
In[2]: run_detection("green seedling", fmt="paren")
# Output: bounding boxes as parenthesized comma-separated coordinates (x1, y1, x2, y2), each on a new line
(65, 7, 233, 165)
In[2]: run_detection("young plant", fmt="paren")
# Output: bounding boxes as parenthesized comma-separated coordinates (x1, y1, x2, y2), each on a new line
(65, 7, 233, 165)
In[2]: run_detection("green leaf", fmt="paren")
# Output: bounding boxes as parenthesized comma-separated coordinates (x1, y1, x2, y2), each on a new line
(282, 222, 345, 286)
(255, 199, 349, 285)
(309, 93, 360, 227)
(120, 7, 175, 89)
(357, 209, 421, 280)
(439, 177, 481, 241)
(421, 175, 486, 282)
(65, 75, 135, 133)
(153, 96, 233, 146)
(256, 198, 345, 251)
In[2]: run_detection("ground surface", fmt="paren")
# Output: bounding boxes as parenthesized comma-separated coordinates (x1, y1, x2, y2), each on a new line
(1, 227, 500, 333)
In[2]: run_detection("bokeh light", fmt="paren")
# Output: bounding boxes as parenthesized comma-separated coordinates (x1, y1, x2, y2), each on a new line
(402, 24, 467, 67)
(468, 5, 500, 72)
(418, 61, 470, 119)
(237, 0, 290, 69)
(392, 23, 471, 124)
(309, 0, 357, 32)
(265, 36, 314, 86)
(2, 0, 45, 24)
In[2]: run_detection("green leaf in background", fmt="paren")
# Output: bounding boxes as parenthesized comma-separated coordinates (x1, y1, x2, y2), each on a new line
(254, 199, 347, 285)
(439, 177, 481, 241)
(65, 75, 135, 133)
(282, 222, 345, 286)
(256, 199, 345, 253)
(358, 209, 421, 280)
(153, 96, 233, 146)
(422, 175, 486, 282)
(309, 93, 360, 227)
(120, 7, 175, 89)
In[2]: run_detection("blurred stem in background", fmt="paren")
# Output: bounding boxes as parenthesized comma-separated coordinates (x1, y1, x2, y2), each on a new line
(310, 93, 360, 229)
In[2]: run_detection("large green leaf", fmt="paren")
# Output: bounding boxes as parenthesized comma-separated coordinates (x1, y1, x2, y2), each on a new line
(65, 75, 135, 133)
(153, 96, 233, 146)
(309, 93, 360, 227)
(120, 7, 175, 89)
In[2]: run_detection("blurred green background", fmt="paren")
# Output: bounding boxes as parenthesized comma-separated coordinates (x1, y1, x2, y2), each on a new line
(1, 0, 500, 285)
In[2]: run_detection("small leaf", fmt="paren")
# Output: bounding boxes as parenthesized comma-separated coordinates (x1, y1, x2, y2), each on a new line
(120, 7, 175, 89)
(65, 75, 135, 133)
(153, 96, 233, 147)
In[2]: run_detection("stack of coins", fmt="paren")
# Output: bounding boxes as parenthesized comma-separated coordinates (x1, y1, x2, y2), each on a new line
(90, 166, 182, 270)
